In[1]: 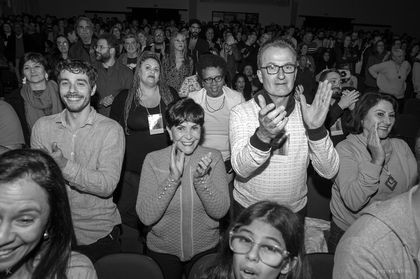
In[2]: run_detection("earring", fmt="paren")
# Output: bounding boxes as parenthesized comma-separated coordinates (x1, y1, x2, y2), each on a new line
(45, 73, 49, 81)
(22, 77, 27, 84)
(43, 231, 49, 240)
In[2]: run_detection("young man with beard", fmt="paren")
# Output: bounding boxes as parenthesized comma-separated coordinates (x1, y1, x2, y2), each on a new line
(69, 17, 97, 64)
(94, 33, 133, 117)
(321, 69, 360, 146)
(31, 59, 125, 263)
(186, 19, 209, 70)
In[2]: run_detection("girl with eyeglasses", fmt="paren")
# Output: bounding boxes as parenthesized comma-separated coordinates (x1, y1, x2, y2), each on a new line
(201, 200, 310, 279)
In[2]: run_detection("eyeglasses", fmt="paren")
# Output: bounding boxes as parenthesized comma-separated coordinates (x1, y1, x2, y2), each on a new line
(125, 42, 137, 47)
(57, 42, 68, 46)
(260, 63, 296, 75)
(229, 231, 289, 267)
(175, 39, 185, 44)
(203, 75, 223, 84)
(95, 45, 110, 51)
(155, 33, 164, 37)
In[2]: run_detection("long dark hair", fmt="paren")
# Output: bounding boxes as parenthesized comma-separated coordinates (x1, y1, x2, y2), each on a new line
(0, 149, 75, 279)
(201, 201, 310, 279)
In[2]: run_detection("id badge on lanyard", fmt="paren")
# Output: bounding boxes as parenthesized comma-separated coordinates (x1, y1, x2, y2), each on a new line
(148, 113, 164, 135)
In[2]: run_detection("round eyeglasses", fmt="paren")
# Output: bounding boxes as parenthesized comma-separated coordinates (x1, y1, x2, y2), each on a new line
(203, 75, 223, 84)
(260, 63, 297, 75)
(229, 231, 290, 267)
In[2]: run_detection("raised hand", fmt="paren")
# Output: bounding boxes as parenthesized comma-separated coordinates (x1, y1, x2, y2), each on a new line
(100, 95, 114, 107)
(366, 122, 385, 166)
(294, 85, 304, 102)
(51, 142, 68, 169)
(170, 144, 185, 180)
(193, 152, 212, 182)
(256, 95, 289, 143)
(339, 90, 360, 110)
(300, 80, 332, 129)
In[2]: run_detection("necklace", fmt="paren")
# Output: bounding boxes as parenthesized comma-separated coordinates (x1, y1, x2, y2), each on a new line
(394, 61, 401, 79)
(205, 94, 225, 113)
(383, 163, 398, 191)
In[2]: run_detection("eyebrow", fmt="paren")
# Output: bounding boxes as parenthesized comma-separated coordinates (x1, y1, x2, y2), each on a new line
(238, 228, 282, 245)
(17, 207, 42, 214)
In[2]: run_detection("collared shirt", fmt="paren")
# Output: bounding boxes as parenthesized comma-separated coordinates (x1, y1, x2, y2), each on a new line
(31, 108, 125, 245)
(95, 60, 133, 117)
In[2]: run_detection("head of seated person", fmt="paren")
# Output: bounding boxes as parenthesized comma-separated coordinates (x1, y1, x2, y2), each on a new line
(0, 149, 75, 278)
(201, 200, 309, 279)
(197, 54, 228, 98)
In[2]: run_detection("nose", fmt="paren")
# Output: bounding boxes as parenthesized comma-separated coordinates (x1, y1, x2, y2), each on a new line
(245, 244, 260, 263)
(0, 221, 14, 247)
(277, 67, 285, 79)
(184, 129, 192, 139)
(383, 115, 391, 125)
(69, 82, 77, 93)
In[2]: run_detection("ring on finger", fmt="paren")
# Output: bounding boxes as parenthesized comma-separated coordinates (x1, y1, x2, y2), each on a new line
(276, 120, 283, 127)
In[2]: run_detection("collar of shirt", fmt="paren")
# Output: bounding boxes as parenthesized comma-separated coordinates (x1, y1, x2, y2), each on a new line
(56, 107, 96, 128)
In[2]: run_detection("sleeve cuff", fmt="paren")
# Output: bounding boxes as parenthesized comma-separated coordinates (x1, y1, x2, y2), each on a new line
(308, 125, 328, 141)
(250, 128, 271, 151)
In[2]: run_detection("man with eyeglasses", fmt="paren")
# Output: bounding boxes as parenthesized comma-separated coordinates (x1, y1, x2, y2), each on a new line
(94, 33, 133, 117)
(144, 28, 169, 61)
(69, 17, 97, 64)
(229, 38, 339, 221)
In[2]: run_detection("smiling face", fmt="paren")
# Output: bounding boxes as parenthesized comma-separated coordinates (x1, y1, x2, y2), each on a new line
(168, 121, 201, 156)
(23, 60, 46, 84)
(202, 67, 225, 97)
(232, 219, 287, 279)
(139, 58, 160, 86)
(0, 177, 50, 274)
(325, 72, 342, 98)
(257, 46, 297, 100)
(58, 70, 95, 113)
(235, 76, 246, 92)
(362, 100, 396, 139)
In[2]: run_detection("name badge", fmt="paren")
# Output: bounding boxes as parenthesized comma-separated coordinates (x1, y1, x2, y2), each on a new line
(148, 113, 164, 135)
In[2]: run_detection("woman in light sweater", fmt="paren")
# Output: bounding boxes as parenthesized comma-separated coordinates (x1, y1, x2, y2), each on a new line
(136, 98, 230, 279)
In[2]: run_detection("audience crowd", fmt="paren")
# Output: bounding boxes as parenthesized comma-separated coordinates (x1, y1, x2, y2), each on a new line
(0, 11, 420, 279)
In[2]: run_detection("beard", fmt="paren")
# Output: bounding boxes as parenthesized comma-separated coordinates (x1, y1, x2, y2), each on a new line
(61, 93, 90, 113)
(190, 32, 198, 38)
(331, 87, 343, 99)
(96, 50, 111, 63)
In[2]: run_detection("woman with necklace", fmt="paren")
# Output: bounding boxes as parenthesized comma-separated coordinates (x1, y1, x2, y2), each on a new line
(369, 48, 411, 112)
(328, 93, 417, 253)
(189, 54, 245, 182)
(109, 51, 178, 237)
(162, 32, 193, 92)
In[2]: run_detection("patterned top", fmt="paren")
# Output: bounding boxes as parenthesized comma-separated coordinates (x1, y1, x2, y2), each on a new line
(162, 56, 194, 92)
(230, 93, 339, 212)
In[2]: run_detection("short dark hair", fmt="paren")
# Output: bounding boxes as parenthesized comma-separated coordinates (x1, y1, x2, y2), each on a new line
(55, 59, 98, 88)
(98, 33, 119, 54)
(189, 19, 201, 28)
(319, 68, 340, 82)
(196, 54, 228, 82)
(165, 98, 205, 129)
(19, 52, 49, 76)
(0, 149, 75, 279)
(347, 92, 399, 134)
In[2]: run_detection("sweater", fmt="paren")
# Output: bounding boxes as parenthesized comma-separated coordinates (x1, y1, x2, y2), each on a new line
(334, 186, 420, 279)
(136, 145, 230, 261)
(330, 134, 417, 231)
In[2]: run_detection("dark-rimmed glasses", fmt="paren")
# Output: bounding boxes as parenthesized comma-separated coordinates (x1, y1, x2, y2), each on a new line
(203, 75, 223, 84)
(260, 63, 296, 75)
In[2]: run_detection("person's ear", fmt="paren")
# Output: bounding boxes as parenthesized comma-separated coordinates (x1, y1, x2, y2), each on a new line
(91, 85, 97, 96)
(257, 69, 263, 83)
(280, 257, 297, 275)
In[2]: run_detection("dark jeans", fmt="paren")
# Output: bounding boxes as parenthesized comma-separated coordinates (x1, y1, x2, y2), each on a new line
(147, 246, 218, 279)
(327, 220, 346, 254)
(75, 225, 121, 263)
(233, 199, 307, 225)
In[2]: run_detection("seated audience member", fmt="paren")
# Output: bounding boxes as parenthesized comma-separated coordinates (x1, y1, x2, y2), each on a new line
(364, 40, 390, 93)
(328, 92, 417, 253)
(334, 139, 420, 278)
(297, 44, 315, 73)
(186, 19, 209, 70)
(110, 51, 177, 231)
(243, 63, 263, 96)
(136, 29, 149, 53)
(322, 69, 359, 146)
(369, 48, 411, 112)
(201, 200, 310, 279)
(189, 54, 245, 181)
(118, 34, 140, 72)
(0, 100, 25, 150)
(145, 28, 170, 62)
(47, 34, 71, 81)
(0, 149, 97, 278)
(220, 35, 241, 83)
(295, 55, 316, 103)
(6, 52, 62, 134)
(31, 59, 125, 263)
(162, 31, 194, 92)
(69, 17, 97, 64)
(315, 49, 335, 75)
(232, 73, 252, 101)
(334, 35, 358, 73)
(136, 98, 230, 279)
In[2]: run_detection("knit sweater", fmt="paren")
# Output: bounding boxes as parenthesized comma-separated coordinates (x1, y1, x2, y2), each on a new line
(334, 186, 420, 279)
(229, 91, 339, 212)
(136, 145, 230, 261)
